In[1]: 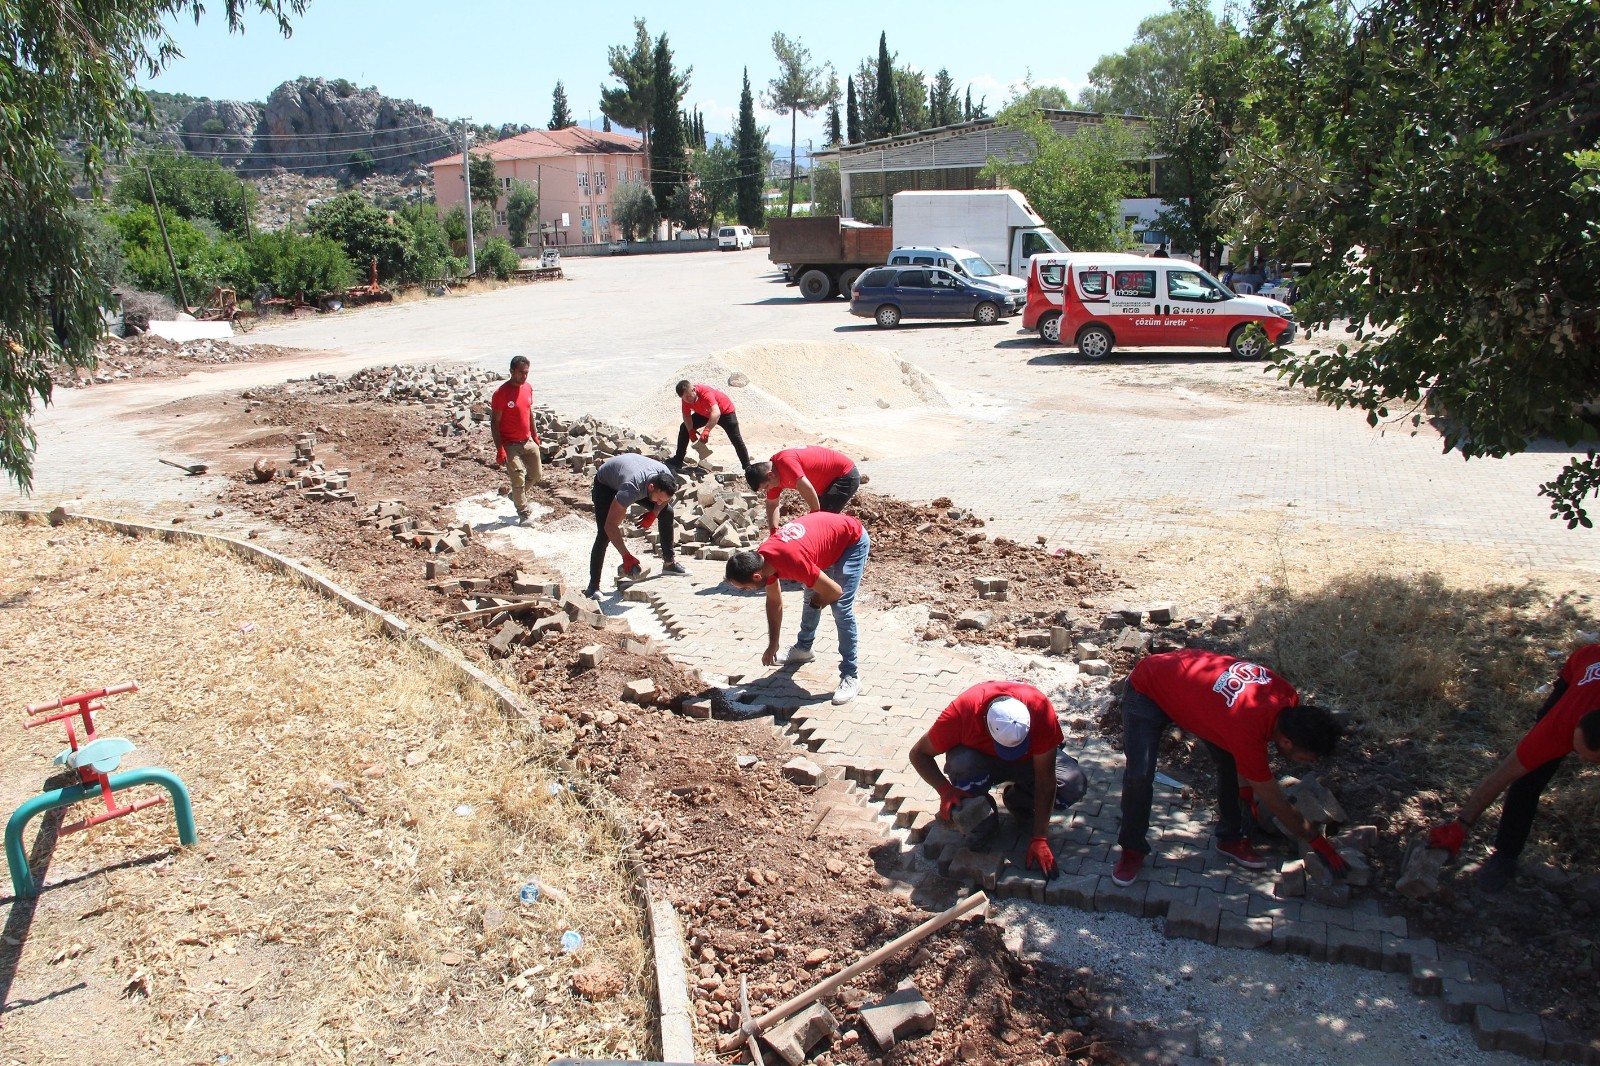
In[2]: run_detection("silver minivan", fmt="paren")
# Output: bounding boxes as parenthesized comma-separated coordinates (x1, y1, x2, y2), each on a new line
(886, 245, 1025, 296)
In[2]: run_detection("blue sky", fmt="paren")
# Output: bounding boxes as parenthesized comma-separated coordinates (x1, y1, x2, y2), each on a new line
(144, 1, 1208, 152)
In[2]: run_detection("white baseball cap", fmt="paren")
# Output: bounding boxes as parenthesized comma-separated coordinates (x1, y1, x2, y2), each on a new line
(986, 697, 1031, 760)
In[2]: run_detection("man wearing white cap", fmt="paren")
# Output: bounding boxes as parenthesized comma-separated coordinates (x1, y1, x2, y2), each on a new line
(909, 681, 1087, 878)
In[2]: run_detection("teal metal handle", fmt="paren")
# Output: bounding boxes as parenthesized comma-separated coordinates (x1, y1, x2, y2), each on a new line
(5, 767, 196, 899)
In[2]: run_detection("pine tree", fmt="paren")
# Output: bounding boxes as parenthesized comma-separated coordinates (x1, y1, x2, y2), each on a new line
(549, 81, 575, 130)
(649, 34, 689, 217)
(825, 102, 842, 146)
(930, 68, 959, 126)
(603, 115, 612, 133)
(601, 20, 656, 172)
(765, 32, 837, 219)
(846, 77, 860, 143)
(735, 68, 765, 229)
(874, 33, 901, 136)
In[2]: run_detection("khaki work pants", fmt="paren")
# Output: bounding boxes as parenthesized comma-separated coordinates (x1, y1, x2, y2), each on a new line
(504, 439, 543, 515)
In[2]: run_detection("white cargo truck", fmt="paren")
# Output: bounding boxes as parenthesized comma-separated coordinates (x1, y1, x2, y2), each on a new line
(890, 190, 1068, 284)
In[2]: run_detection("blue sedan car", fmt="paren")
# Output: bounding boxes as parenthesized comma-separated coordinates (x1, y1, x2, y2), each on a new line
(848, 265, 1023, 328)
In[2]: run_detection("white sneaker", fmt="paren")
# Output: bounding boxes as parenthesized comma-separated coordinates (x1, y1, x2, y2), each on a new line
(831, 676, 861, 705)
(784, 645, 815, 664)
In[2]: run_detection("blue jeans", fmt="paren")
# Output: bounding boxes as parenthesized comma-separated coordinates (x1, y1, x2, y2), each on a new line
(796, 529, 869, 679)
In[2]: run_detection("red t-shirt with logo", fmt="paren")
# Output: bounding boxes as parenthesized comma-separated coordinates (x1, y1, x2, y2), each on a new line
(491, 381, 535, 443)
(766, 446, 855, 500)
(756, 512, 864, 587)
(1517, 644, 1600, 767)
(926, 680, 1063, 758)
(1129, 649, 1299, 781)
(682, 384, 735, 419)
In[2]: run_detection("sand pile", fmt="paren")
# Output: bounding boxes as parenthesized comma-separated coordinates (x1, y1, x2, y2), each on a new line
(619, 341, 960, 459)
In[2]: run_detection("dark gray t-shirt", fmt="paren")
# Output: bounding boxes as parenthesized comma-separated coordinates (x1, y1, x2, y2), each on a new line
(596, 453, 669, 507)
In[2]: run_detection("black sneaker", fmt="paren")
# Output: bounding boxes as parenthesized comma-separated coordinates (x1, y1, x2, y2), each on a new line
(662, 560, 688, 575)
(582, 586, 601, 601)
(1000, 783, 1034, 818)
(1477, 852, 1517, 892)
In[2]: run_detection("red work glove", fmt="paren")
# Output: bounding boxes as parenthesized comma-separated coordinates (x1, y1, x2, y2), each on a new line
(1427, 820, 1468, 858)
(936, 783, 970, 823)
(621, 551, 641, 576)
(1026, 836, 1058, 880)
(636, 511, 657, 530)
(696, 429, 711, 443)
(494, 445, 507, 465)
(1309, 836, 1349, 878)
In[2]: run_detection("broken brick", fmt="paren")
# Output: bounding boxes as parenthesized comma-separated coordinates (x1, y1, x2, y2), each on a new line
(860, 981, 936, 1050)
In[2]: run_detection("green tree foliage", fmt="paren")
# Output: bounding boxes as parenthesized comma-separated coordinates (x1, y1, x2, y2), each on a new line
(846, 78, 861, 144)
(395, 202, 456, 280)
(112, 149, 258, 238)
(963, 86, 988, 121)
(684, 142, 740, 230)
(811, 163, 842, 216)
(306, 192, 410, 281)
(894, 67, 928, 132)
(1232, 0, 1600, 526)
(468, 151, 499, 211)
(601, 19, 657, 167)
(825, 102, 843, 147)
(1, 0, 299, 488)
(111, 204, 249, 298)
(549, 81, 575, 130)
(505, 181, 539, 247)
(765, 33, 837, 218)
(649, 34, 690, 220)
(243, 230, 355, 297)
(929, 69, 960, 127)
(346, 148, 377, 180)
(735, 69, 766, 229)
(872, 34, 901, 137)
(981, 109, 1143, 250)
(475, 237, 520, 280)
(72, 206, 130, 290)
(611, 181, 657, 241)
(1079, 0, 1235, 267)
(442, 203, 492, 243)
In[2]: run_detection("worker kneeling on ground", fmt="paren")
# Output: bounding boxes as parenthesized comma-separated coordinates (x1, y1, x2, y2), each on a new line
(745, 445, 861, 532)
(1425, 643, 1600, 891)
(723, 511, 869, 706)
(1114, 648, 1346, 887)
(910, 681, 1087, 880)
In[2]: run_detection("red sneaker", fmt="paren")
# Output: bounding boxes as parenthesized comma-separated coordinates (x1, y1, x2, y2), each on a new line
(1215, 837, 1270, 869)
(1111, 849, 1145, 887)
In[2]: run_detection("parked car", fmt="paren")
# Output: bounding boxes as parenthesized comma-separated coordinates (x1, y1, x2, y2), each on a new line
(717, 225, 754, 250)
(886, 246, 1026, 297)
(848, 265, 1022, 328)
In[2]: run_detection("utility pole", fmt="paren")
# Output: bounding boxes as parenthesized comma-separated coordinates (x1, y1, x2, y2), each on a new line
(145, 166, 189, 311)
(807, 139, 814, 209)
(461, 121, 478, 277)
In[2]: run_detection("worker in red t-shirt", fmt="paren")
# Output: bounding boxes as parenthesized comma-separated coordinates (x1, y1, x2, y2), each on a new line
(745, 445, 860, 532)
(722, 511, 869, 705)
(1425, 644, 1600, 890)
(1113, 649, 1346, 887)
(910, 681, 1087, 879)
(670, 380, 752, 471)
(489, 355, 541, 525)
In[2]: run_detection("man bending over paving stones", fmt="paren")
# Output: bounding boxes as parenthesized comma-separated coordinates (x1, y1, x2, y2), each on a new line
(746, 445, 860, 532)
(1425, 642, 1600, 890)
(587, 454, 686, 599)
(909, 680, 1088, 879)
(1113, 648, 1347, 887)
(489, 355, 541, 524)
(670, 380, 752, 471)
(723, 511, 869, 705)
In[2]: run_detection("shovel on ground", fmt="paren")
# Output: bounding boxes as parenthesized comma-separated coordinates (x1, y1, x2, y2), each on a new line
(158, 458, 208, 476)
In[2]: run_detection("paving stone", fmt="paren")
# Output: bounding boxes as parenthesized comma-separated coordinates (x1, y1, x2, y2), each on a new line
(1078, 658, 1112, 677)
(1410, 954, 1472, 996)
(1145, 882, 1199, 917)
(1215, 912, 1273, 950)
(1095, 877, 1152, 917)
(1378, 935, 1437, 974)
(679, 698, 713, 719)
(1396, 838, 1451, 899)
(762, 1002, 839, 1066)
(1546, 1029, 1600, 1065)
(1164, 899, 1221, 944)
(1042, 873, 1099, 910)
(860, 980, 936, 1050)
(1352, 909, 1408, 937)
(1473, 1006, 1547, 1058)
(1272, 918, 1328, 961)
(623, 678, 657, 704)
(944, 848, 1003, 887)
(994, 860, 1044, 903)
(576, 644, 604, 670)
(1325, 926, 1383, 969)
(1441, 979, 1507, 1023)
(781, 757, 824, 786)
(1304, 879, 1352, 907)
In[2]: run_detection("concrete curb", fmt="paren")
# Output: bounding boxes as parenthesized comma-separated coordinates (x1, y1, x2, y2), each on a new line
(5, 508, 699, 1063)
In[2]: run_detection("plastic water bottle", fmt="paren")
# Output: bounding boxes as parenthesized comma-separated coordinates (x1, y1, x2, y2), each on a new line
(560, 930, 583, 953)
(519, 882, 540, 904)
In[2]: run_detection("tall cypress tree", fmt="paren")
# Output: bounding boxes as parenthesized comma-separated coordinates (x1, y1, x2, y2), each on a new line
(549, 81, 574, 130)
(874, 33, 901, 136)
(735, 67, 765, 229)
(825, 101, 842, 146)
(845, 77, 860, 143)
(649, 34, 688, 215)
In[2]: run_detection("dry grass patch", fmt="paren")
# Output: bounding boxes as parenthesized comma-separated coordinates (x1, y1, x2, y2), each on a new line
(0, 517, 648, 1064)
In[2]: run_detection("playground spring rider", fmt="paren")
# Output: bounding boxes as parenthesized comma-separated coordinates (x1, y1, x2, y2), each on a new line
(5, 682, 195, 898)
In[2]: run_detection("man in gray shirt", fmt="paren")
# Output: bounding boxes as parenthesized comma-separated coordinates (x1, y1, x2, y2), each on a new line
(588, 453, 686, 598)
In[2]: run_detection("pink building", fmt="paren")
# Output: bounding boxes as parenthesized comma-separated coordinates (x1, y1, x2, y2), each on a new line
(428, 127, 647, 247)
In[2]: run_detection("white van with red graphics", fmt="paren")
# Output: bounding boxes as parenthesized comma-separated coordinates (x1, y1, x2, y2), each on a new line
(1024, 252, 1297, 359)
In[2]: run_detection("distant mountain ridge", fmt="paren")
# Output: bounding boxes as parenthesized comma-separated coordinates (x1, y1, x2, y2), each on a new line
(129, 77, 530, 177)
